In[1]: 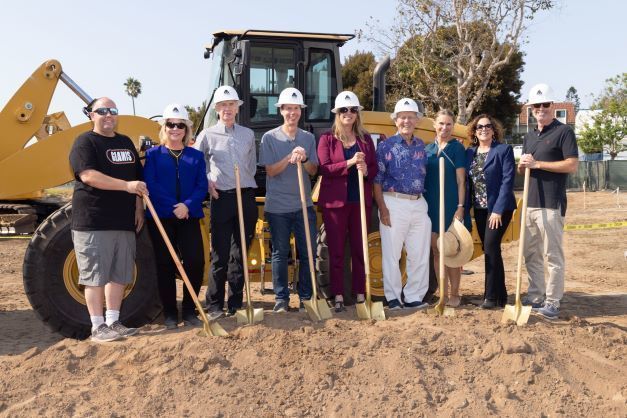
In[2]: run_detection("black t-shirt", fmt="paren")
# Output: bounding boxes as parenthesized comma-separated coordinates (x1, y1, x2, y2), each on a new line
(69, 131, 142, 231)
(522, 120, 578, 215)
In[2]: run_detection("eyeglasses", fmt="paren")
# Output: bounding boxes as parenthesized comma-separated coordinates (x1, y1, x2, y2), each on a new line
(476, 123, 493, 131)
(338, 107, 359, 114)
(92, 107, 119, 116)
(165, 122, 187, 129)
(532, 102, 551, 109)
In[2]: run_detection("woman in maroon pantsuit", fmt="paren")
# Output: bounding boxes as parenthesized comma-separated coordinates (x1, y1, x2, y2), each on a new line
(317, 91, 378, 312)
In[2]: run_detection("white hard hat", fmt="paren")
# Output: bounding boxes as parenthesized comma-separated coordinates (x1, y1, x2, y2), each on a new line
(275, 87, 307, 108)
(391, 98, 422, 120)
(332, 91, 363, 113)
(213, 85, 244, 108)
(160, 103, 192, 127)
(527, 83, 555, 105)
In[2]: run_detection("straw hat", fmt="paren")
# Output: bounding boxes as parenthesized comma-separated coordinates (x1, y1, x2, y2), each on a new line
(437, 218, 473, 268)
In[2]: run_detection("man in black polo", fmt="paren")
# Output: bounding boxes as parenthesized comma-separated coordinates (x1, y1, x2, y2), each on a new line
(518, 83, 578, 320)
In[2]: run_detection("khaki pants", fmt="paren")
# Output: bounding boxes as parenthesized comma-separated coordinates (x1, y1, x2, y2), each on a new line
(523, 207, 565, 307)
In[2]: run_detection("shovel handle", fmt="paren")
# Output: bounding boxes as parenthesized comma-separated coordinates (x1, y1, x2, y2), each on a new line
(358, 170, 372, 304)
(296, 161, 318, 301)
(143, 195, 210, 325)
(514, 167, 531, 305)
(438, 157, 446, 304)
(234, 164, 254, 312)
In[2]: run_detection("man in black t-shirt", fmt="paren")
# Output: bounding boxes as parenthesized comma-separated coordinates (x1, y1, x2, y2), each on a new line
(518, 83, 579, 320)
(69, 97, 148, 343)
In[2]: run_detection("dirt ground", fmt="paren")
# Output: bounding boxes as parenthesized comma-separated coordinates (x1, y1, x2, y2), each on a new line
(0, 191, 626, 417)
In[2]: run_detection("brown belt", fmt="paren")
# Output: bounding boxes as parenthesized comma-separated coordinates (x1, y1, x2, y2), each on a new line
(383, 191, 422, 200)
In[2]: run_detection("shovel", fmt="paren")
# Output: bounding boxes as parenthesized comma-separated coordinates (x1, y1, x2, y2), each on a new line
(296, 160, 333, 321)
(143, 195, 228, 337)
(355, 170, 385, 321)
(501, 167, 532, 326)
(234, 164, 264, 325)
(429, 157, 455, 316)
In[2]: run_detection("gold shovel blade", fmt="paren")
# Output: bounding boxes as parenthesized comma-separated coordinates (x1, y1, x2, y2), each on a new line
(501, 302, 531, 326)
(428, 300, 455, 317)
(356, 301, 386, 321)
(198, 320, 228, 337)
(235, 307, 265, 325)
(303, 299, 333, 321)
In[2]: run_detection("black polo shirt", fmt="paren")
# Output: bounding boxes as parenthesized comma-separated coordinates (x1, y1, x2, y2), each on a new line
(522, 119, 578, 216)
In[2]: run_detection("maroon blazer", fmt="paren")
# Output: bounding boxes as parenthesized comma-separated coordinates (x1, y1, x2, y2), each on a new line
(317, 132, 378, 209)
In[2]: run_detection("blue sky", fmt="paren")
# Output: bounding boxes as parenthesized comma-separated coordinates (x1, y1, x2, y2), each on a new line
(1, 0, 625, 126)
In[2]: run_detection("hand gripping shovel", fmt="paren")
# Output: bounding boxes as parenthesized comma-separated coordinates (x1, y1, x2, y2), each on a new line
(296, 160, 332, 321)
(143, 195, 228, 337)
(428, 157, 455, 317)
(234, 165, 264, 325)
(501, 167, 532, 326)
(355, 170, 385, 321)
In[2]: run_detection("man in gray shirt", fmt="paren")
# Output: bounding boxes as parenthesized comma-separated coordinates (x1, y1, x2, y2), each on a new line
(194, 86, 258, 318)
(259, 88, 319, 313)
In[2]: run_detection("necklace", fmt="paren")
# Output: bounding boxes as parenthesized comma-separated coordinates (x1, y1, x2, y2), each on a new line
(168, 148, 183, 159)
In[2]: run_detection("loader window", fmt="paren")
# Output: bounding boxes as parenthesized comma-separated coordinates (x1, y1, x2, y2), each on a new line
(248, 46, 296, 124)
(305, 50, 334, 122)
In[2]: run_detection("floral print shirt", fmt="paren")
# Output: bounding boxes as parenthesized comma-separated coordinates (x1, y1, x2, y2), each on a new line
(470, 150, 488, 209)
(374, 134, 427, 195)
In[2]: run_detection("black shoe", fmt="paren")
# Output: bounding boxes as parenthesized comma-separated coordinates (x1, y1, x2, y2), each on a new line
(387, 299, 403, 310)
(334, 300, 346, 313)
(183, 313, 202, 326)
(164, 315, 178, 330)
(404, 300, 429, 310)
(225, 307, 237, 317)
(479, 299, 497, 309)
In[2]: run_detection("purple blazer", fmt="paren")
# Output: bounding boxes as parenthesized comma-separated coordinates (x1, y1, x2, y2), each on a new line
(317, 132, 378, 209)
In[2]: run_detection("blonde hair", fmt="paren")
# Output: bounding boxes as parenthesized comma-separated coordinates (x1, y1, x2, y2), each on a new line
(435, 109, 455, 121)
(331, 112, 369, 144)
(158, 121, 192, 146)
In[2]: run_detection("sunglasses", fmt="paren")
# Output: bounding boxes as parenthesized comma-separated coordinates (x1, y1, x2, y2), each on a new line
(92, 107, 119, 116)
(532, 102, 551, 109)
(165, 122, 187, 129)
(476, 123, 493, 131)
(338, 107, 359, 114)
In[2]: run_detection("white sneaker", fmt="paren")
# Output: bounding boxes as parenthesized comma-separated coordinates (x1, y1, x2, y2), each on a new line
(91, 324, 122, 343)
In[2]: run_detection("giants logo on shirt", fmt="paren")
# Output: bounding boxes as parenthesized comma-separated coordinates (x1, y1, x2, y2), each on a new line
(106, 149, 135, 164)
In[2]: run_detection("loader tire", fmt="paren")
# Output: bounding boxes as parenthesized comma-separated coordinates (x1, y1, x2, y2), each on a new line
(23, 203, 161, 339)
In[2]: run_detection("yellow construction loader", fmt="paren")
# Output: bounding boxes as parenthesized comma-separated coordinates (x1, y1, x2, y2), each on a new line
(1, 31, 520, 338)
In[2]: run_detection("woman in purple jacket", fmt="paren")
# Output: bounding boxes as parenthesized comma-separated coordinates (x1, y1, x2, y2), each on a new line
(317, 91, 378, 312)
(465, 114, 516, 309)
(144, 104, 208, 328)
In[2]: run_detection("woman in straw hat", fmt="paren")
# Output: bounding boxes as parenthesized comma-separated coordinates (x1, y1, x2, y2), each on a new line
(465, 114, 516, 309)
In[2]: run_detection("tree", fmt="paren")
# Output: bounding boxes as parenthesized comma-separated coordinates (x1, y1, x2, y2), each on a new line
(565, 86, 581, 113)
(185, 101, 208, 133)
(123, 77, 142, 116)
(341, 51, 376, 111)
(359, 0, 554, 124)
(580, 73, 627, 160)
(385, 23, 524, 132)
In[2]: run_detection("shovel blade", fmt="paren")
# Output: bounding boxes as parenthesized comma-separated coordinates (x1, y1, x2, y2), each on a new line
(356, 301, 386, 321)
(198, 321, 228, 337)
(355, 302, 371, 320)
(235, 307, 265, 325)
(501, 303, 532, 326)
(428, 301, 455, 317)
(303, 299, 333, 321)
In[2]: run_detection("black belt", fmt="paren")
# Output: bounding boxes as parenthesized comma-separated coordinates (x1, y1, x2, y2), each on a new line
(219, 188, 253, 194)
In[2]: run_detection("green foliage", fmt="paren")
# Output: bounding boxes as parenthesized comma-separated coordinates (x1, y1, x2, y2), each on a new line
(580, 73, 627, 159)
(123, 77, 142, 116)
(185, 101, 208, 134)
(341, 51, 376, 111)
(565, 86, 581, 113)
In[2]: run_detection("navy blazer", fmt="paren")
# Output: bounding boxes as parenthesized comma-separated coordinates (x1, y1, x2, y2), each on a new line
(317, 132, 378, 209)
(465, 142, 516, 214)
(144, 145, 208, 219)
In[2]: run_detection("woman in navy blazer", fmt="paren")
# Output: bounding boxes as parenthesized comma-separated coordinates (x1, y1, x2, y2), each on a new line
(317, 91, 378, 312)
(465, 114, 516, 309)
(144, 103, 208, 329)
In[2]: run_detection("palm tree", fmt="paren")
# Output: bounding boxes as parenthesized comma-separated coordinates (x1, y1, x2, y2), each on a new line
(123, 77, 142, 115)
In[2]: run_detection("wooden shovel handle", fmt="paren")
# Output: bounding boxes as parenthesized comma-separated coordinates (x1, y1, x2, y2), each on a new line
(296, 161, 318, 301)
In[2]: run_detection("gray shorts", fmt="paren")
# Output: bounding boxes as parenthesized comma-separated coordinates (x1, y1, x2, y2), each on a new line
(72, 230, 136, 286)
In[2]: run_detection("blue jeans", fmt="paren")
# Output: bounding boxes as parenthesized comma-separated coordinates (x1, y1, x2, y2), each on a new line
(265, 207, 316, 302)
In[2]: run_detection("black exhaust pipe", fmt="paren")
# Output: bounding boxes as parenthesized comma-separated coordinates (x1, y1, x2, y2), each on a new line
(373, 56, 390, 111)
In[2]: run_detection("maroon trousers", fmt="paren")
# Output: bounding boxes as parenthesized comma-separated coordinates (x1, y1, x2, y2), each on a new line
(321, 203, 371, 296)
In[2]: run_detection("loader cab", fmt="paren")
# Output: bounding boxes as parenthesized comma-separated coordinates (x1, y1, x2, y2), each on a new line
(202, 30, 354, 194)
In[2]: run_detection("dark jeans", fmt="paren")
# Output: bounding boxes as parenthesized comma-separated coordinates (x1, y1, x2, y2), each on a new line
(207, 189, 257, 312)
(147, 217, 204, 318)
(474, 208, 513, 303)
(265, 207, 316, 302)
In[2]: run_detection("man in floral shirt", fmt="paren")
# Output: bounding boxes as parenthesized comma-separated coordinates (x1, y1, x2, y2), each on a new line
(373, 98, 431, 310)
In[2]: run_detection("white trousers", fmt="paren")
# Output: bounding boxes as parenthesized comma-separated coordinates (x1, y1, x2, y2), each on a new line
(379, 195, 431, 303)
(523, 207, 565, 307)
